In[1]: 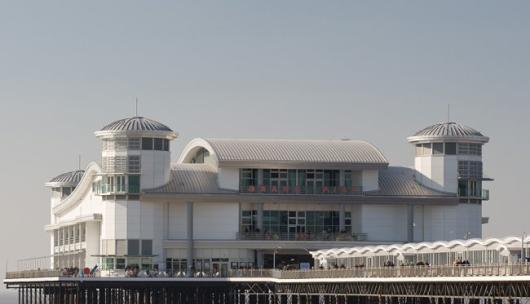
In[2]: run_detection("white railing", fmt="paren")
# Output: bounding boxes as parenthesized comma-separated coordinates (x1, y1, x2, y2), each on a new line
(6, 264, 530, 280)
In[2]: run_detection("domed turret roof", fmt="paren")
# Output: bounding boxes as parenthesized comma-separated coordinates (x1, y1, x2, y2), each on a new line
(101, 116, 173, 132)
(95, 116, 177, 139)
(45, 170, 85, 187)
(408, 122, 488, 144)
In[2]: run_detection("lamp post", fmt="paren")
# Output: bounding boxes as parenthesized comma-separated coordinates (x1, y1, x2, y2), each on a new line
(273, 246, 281, 269)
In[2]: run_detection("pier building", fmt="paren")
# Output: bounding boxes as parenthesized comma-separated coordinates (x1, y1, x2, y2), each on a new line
(45, 116, 491, 275)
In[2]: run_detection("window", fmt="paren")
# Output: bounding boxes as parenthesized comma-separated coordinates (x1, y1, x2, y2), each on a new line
(163, 139, 170, 151)
(128, 240, 140, 256)
(422, 143, 432, 155)
(102, 156, 127, 173)
(128, 156, 141, 173)
(128, 175, 140, 193)
(116, 258, 126, 269)
(432, 143, 444, 155)
(116, 240, 127, 256)
(469, 144, 482, 155)
(142, 138, 153, 150)
(141, 240, 153, 256)
(241, 210, 257, 232)
(128, 138, 141, 150)
(240, 169, 258, 192)
(104, 258, 114, 270)
(54, 230, 58, 246)
(458, 161, 483, 179)
(445, 143, 457, 155)
(415, 144, 423, 156)
(80, 223, 86, 242)
(154, 138, 163, 150)
(114, 138, 128, 151)
(116, 175, 126, 192)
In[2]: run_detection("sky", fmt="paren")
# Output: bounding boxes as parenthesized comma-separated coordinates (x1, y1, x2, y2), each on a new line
(1, 0, 530, 292)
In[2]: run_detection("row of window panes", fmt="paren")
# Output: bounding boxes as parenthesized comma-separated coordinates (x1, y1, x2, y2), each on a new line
(141, 138, 170, 151)
(415, 143, 482, 156)
(102, 156, 140, 173)
(458, 161, 483, 179)
(102, 138, 169, 152)
(245, 210, 352, 234)
(102, 257, 153, 270)
(93, 175, 140, 194)
(240, 169, 362, 194)
(458, 180, 482, 198)
(101, 239, 153, 256)
(52, 187, 76, 200)
(54, 223, 86, 246)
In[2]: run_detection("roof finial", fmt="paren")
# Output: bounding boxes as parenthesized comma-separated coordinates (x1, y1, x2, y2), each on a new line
(78, 154, 82, 170)
(447, 104, 450, 122)
(135, 97, 139, 117)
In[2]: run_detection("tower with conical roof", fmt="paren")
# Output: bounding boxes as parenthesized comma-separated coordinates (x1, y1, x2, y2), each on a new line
(408, 121, 490, 239)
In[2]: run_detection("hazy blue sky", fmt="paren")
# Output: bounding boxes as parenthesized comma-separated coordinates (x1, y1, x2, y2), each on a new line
(1, 1, 530, 290)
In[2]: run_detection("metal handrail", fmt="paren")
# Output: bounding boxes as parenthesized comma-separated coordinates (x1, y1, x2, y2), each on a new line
(6, 263, 530, 280)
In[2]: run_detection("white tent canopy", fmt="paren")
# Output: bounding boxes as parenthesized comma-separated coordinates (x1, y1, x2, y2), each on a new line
(311, 236, 530, 268)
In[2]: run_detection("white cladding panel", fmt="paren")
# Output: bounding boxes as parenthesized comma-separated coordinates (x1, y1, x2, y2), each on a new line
(55, 190, 104, 224)
(361, 205, 407, 242)
(140, 151, 171, 189)
(455, 203, 482, 239)
(361, 169, 379, 191)
(85, 221, 100, 267)
(217, 167, 239, 191)
(168, 202, 188, 239)
(102, 200, 116, 240)
(114, 200, 127, 239)
(127, 200, 141, 239)
(414, 155, 459, 193)
(193, 202, 239, 240)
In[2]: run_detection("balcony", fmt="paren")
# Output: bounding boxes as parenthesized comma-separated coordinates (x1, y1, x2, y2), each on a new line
(482, 189, 490, 201)
(237, 231, 368, 242)
(239, 184, 363, 195)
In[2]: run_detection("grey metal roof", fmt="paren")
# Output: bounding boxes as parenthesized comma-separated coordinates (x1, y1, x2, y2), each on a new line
(369, 166, 455, 197)
(145, 164, 452, 198)
(413, 122, 484, 137)
(204, 138, 388, 166)
(145, 164, 234, 194)
(45, 170, 85, 187)
(100, 116, 173, 132)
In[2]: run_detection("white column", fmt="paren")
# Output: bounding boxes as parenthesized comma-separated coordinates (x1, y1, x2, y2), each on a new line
(186, 201, 194, 277)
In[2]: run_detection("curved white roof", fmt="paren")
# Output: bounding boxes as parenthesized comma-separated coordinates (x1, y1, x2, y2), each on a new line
(179, 138, 388, 168)
(311, 236, 529, 260)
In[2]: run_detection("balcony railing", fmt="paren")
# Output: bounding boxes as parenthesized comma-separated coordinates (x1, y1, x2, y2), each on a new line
(240, 184, 363, 195)
(237, 231, 368, 242)
(6, 263, 530, 280)
(482, 189, 490, 200)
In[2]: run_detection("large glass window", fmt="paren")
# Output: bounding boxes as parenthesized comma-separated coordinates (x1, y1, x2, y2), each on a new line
(141, 240, 153, 256)
(154, 138, 163, 150)
(445, 143, 457, 155)
(241, 210, 256, 233)
(142, 138, 153, 150)
(128, 138, 141, 150)
(128, 240, 140, 256)
(240, 169, 258, 192)
(432, 143, 444, 155)
(422, 143, 432, 155)
(458, 161, 483, 179)
(128, 175, 140, 193)
(415, 144, 423, 156)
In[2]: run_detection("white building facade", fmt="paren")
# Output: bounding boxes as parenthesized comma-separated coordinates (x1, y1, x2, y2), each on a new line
(45, 117, 490, 275)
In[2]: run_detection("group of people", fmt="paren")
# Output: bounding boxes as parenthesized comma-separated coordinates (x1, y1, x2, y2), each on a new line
(60, 265, 98, 277)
